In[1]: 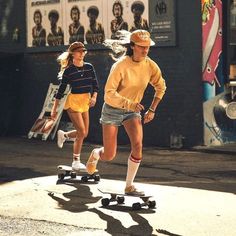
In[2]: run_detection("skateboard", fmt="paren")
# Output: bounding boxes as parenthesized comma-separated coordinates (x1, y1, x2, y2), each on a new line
(28, 83, 70, 141)
(98, 188, 156, 210)
(57, 165, 100, 182)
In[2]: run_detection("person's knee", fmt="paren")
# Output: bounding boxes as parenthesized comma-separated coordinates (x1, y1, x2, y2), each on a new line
(132, 141, 142, 152)
(102, 149, 116, 161)
(84, 130, 89, 138)
(76, 129, 87, 139)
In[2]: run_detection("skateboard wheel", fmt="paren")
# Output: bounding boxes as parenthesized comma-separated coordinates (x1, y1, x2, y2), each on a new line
(101, 198, 110, 207)
(81, 176, 88, 182)
(117, 196, 125, 204)
(94, 175, 100, 182)
(148, 200, 156, 208)
(132, 202, 141, 210)
(58, 173, 65, 180)
(71, 172, 76, 178)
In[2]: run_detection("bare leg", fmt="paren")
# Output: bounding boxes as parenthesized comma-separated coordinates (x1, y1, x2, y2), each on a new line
(123, 117, 143, 159)
(67, 109, 89, 155)
(100, 124, 119, 161)
(64, 130, 77, 139)
(123, 117, 143, 193)
(86, 124, 118, 174)
(61, 112, 89, 140)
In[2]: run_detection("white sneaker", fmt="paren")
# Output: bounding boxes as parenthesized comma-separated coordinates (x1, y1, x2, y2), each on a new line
(72, 160, 86, 171)
(57, 130, 66, 148)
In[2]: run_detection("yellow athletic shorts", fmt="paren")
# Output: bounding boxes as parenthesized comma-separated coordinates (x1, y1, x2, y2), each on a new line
(64, 93, 90, 113)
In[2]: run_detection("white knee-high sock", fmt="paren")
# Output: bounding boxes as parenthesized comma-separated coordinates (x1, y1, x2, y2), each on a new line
(125, 154, 141, 187)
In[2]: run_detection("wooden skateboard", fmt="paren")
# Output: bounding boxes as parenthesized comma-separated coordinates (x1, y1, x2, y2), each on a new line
(98, 188, 156, 210)
(57, 165, 100, 182)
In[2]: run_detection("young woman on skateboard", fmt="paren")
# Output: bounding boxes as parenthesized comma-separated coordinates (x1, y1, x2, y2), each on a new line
(86, 30, 166, 195)
(51, 42, 99, 170)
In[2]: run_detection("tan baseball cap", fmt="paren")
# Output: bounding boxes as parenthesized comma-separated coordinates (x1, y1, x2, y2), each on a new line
(68, 42, 86, 53)
(130, 30, 155, 47)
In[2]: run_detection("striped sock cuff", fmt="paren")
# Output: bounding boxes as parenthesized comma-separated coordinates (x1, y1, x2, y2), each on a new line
(129, 154, 141, 163)
(73, 153, 80, 160)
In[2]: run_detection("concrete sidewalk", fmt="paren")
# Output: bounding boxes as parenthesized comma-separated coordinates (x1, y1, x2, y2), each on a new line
(1, 136, 236, 193)
(0, 175, 236, 236)
(0, 137, 236, 235)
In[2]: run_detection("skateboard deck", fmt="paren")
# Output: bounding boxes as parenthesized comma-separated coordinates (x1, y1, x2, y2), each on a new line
(98, 188, 156, 210)
(28, 83, 70, 141)
(57, 165, 100, 182)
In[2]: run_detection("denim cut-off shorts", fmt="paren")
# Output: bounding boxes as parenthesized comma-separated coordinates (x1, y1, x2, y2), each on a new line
(100, 103, 141, 126)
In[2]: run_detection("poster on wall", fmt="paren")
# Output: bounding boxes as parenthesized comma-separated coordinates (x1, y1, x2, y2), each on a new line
(27, 0, 175, 48)
(107, 0, 149, 39)
(65, 0, 104, 45)
(149, 0, 176, 46)
(27, 0, 65, 47)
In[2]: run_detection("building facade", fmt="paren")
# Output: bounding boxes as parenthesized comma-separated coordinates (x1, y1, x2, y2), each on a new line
(0, 0, 233, 147)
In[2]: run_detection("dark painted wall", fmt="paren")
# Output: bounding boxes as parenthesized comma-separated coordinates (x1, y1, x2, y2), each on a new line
(0, 54, 23, 136)
(0, 0, 25, 136)
(0, 0, 203, 147)
(0, 0, 26, 53)
(151, 0, 203, 147)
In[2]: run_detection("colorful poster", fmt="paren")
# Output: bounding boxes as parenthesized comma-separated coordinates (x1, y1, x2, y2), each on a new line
(202, 0, 236, 146)
(202, 0, 223, 101)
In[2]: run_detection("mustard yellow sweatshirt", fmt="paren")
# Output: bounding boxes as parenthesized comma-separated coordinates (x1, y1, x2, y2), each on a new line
(104, 56, 166, 111)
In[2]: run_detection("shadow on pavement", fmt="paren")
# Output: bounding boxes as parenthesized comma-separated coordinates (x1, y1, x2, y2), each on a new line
(56, 179, 99, 186)
(48, 183, 100, 213)
(48, 181, 157, 235)
(156, 229, 183, 236)
(0, 166, 45, 184)
(101, 204, 156, 214)
(90, 208, 156, 236)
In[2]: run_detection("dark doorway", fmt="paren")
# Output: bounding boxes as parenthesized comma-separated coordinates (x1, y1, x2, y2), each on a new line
(0, 53, 23, 136)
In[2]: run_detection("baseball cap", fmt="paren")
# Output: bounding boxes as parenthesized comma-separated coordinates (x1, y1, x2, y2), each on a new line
(130, 30, 155, 47)
(68, 42, 86, 53)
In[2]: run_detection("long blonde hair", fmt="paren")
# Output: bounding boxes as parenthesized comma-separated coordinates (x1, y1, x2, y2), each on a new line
(56, 51, 73, 79)
(103, 30, 131, 61)
(57, 52, 73, 71)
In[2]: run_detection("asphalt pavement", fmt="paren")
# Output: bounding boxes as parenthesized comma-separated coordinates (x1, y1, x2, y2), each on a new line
(0, 137, 236, 236)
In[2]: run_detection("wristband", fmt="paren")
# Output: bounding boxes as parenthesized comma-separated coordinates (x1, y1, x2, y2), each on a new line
(148, 108, 155, 113)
